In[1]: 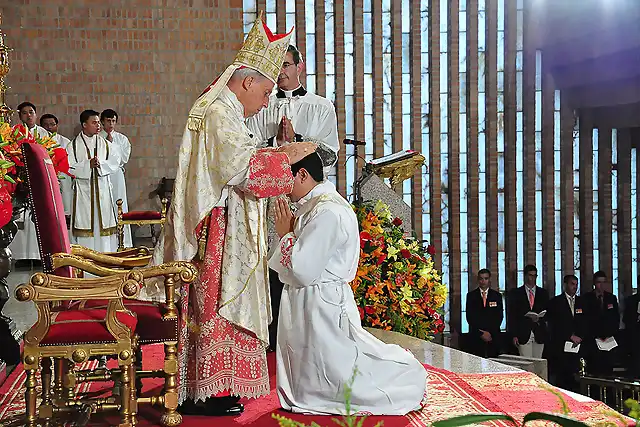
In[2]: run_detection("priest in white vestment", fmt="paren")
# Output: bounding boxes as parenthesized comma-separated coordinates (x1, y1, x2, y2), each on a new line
(100, 109, 132, 248)
(67, 110, 120, 253)
(40, 114, 74, 222)
(269, 153, 428, 416)
(9, 102, 51, 261)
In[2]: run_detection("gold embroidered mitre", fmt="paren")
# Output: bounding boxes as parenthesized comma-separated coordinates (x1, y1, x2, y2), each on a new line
(233, 12, 293, 83)
(187, 12, 293, 131)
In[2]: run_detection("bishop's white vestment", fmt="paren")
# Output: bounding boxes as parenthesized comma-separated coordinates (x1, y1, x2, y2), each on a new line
(269, 181, 428, 416)
(9, 124, 51, 260)
(99, 130, 132, 248)
(67, 133, 120, 253)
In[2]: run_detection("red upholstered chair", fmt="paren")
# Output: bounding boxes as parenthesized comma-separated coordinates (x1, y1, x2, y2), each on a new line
(116, 198, 168, 251)
(22, 143, 197, 427)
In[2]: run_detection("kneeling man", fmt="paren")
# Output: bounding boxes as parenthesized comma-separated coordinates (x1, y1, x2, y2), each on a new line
(268, 152, 427, 416)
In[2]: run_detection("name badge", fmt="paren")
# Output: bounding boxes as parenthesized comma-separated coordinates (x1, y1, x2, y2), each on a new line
(489, 301, 497, 307)
(607, 304, 614, 309)
(575, 308, 583, 314)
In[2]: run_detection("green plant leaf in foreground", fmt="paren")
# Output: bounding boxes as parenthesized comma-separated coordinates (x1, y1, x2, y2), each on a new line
(432, 413, 517, 427)
(522, 412, 590, 426)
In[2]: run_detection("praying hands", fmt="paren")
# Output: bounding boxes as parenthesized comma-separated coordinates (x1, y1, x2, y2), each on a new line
(274, 198, 294, 238)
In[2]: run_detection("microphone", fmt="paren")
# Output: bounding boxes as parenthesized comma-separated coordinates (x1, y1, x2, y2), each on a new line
(343, 138, 367, 146)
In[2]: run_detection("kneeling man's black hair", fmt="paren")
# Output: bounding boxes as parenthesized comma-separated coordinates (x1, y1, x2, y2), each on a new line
(291, 152, 324, 182)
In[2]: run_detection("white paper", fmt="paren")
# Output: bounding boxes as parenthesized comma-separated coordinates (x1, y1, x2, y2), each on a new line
(564, 341, 581, 353)
(596, 337, 618, 351)
(525, 310, 547, 322)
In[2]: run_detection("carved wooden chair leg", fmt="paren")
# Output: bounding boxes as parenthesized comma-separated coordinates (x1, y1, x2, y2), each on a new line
(63, 360, 77, 400)
(128, 362, 138, 427)
(53, 358, 65, 399)
(24, 367, 38, 427)
(40, 357, 53, 426)
(160, 341, 181, 427)
(118, 362, 133, 427)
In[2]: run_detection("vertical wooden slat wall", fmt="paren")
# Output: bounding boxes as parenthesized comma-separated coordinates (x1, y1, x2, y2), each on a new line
(466, 0, 480, 277)
(485, 0, 499, 277)
(410, 0, 423, 234)
(334, 2, 347, 195)
(503, 0, 518, 287)
(448, 0, 461, 336)
(243, 0, 640, 336)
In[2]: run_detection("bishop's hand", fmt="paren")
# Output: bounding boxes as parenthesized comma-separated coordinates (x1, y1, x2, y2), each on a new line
(276, 116, 295, 145)
(277, 141, 318, 164)
(275, 198, 295, 238)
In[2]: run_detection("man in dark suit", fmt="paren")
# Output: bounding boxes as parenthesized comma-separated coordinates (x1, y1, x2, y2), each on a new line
(584, 271, 620, 377)
(623, 291, 640, 377)
(507, 264, 549, 358)
(546, 274, 586, 392)
(466, 269, 504, 358)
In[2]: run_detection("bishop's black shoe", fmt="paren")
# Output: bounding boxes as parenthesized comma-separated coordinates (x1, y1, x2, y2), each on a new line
(178, 396, 244, 416)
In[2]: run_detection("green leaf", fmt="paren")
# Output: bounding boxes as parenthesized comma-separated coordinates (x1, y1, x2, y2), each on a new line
(4, 176, 15, 184)
(432, 413, 517, 427)
(522, 412, 590, 427)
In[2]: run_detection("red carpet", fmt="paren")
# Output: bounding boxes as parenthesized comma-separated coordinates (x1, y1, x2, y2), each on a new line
(0, 344, 631, 426)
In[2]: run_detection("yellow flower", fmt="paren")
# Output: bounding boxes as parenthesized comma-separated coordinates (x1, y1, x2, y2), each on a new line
(0, 123, 10, 142)
(397, 240, 407, 249)
(387, 245, 399, 260)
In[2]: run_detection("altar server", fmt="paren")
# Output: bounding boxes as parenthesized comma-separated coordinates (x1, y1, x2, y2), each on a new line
(67, 110, 120, 252)
(269, 152, 427, 416)
(100, 109, 132, 248)
(40, 114, 74, 220)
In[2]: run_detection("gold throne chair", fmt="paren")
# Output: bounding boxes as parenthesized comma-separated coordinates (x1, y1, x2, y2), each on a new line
(116, 198, 168, 252)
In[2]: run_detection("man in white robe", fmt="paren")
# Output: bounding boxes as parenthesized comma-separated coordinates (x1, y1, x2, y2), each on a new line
(9, 102, 51, 262)
(67, 109, 120, 253)
(269, 153, 428, 416)
(247, 45, 341, 349)
(40, 114, 74, 225)
(99, 108, 132, 248)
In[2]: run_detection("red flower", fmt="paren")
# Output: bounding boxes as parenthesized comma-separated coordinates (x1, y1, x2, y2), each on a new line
(0, 186, 12, 229)
(51, 147, 71, 176)
(427, 244, 436, 256)
(376, 254, 386, 265)
(400, 249, 411, 259)
(358, 306, 365, 320)
(365, 306, 375, 315)
(392, 217, 403, 226)
(1, 179, 16, 195)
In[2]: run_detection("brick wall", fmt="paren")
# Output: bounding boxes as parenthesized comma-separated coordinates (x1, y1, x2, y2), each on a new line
(0, 0, 244, 212)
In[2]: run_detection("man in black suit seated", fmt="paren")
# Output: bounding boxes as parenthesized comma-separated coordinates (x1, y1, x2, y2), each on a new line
(546, 274, 586, 392)
(584, 271, 620, 377)
(466, 269, 503, 358)
(622, 290, 640, 377)
(507, 264, 549, 358)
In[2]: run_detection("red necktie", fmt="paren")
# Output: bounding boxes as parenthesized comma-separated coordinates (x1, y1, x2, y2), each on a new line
(482, 291, 487, 307)
(528, 289, 534, 309)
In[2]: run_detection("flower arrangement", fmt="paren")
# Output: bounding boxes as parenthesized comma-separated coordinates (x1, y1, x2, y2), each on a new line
(350, 200, 447, 341)
(0, 120, 71, 228)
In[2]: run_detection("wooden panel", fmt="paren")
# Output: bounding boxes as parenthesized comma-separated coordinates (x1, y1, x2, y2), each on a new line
(559, 97, 575, 274)
(354, 0, 365, 170)
(295, 0, 306, 71)
(314, 0, 325, 94)
(503, 0, 518, 287)
(598, 127, 613, 277)
(485, 0, 498, 277)
(522, 0, 537, 267)
(334, 1, 347, 195)
(256, 0, 266, 15)
(372, 0, 385, 158)
(276, 0, 286, 33)
(617, 129, 633, 299)
(428, 0, 442, 269)
(466, 0, 480, 277)
(448, 0, 461, 336)
(578, 116, 594, 295)
(391, 0, 403, 154)
(541, 70, 555, 293)
(410, 0, 423, 235)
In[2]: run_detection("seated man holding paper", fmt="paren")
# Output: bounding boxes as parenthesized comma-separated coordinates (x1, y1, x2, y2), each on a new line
(268, 152, 427, 416)
(546, 274, 586, 392)
(507, 264, 549, 358)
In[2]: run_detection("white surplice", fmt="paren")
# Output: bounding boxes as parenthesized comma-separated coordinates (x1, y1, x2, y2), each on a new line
(268, 181, 427, 416)
(246, 86, 339, 174)
(99, 130, 132, 248)
(52, 133, 74, 217)
(67, 132, 120, 253)
(9, 124, 51, 260)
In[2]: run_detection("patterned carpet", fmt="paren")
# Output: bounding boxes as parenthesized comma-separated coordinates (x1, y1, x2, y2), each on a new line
(0, 345, 631, 426)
